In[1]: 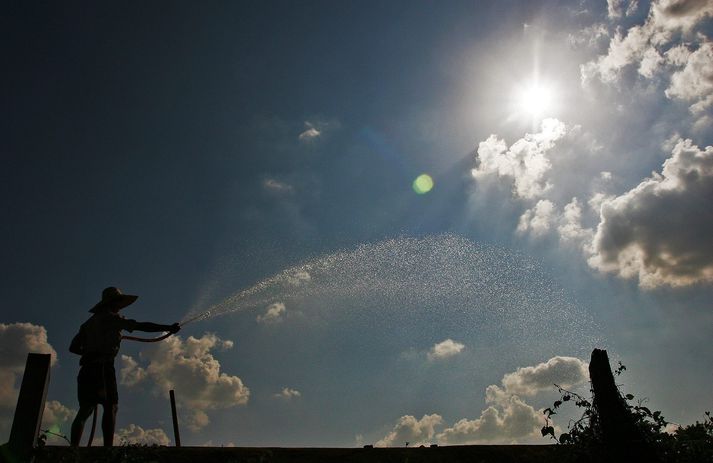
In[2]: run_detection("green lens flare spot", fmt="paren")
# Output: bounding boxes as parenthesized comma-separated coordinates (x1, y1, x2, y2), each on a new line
(413, 174, 434, 194)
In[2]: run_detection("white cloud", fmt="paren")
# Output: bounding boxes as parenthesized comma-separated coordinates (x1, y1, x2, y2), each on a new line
(273, 387, 301, 400)
(297, 118, 340, 142)
(639, 46, 665, 78)
(119, 355, 146, 386)
(438, 356, 587, 445)
(588, 138, 713, 288)
(651, 0, 713, 35)
(121, 333, 249, 430)
(115, 424, 171, 446)
(517, 200, 556, 237)
(41, 400, 75, 444)
(626, 0, 640, 16)
(427, 339, 465, 361)
(581, 0, 713, 113)
(568, 23, 609, 49)
(437, 395, 542, 445)
(42, 400, 74, 428)
(298, 122, 321, 142)
(588, 192, 615, 214)
(0, 323, 57, 408)
(608, 0, 639, 19)
(665, 40, 713, 113)
(473, 118, 567, 199)
(581, 24, 652, 84)
(495, 356, 589, 398)
(375, 414, 443, 447)
(557, 198, 594, 246)
(256, 302, 287, 324)
(185, 409, 210, 432)
(262, 178, 294, 194)
(375, 356, 588, 446)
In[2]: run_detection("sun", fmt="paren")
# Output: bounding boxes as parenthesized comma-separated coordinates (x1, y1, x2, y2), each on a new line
(517, 82, 554, 117)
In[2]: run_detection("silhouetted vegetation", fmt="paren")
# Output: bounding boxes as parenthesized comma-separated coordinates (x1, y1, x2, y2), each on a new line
(542, 355, 713, 462)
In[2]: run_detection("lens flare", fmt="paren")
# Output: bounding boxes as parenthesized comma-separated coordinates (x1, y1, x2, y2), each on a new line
(413, 174, 434, 194)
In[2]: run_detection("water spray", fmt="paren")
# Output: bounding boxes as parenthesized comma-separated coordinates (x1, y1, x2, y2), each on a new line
(177, 234, 600, 357)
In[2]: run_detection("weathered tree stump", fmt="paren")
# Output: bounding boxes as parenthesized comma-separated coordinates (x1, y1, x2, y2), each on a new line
(589, 348, 657, 461)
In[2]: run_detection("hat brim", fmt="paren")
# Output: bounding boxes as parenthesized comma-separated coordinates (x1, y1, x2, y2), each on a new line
(89, 294, 138, 313)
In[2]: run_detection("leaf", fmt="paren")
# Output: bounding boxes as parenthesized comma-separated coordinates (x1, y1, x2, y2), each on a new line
(554, 400, 562, 409)
(563, 395, 571, 402)
(625, 394, 634, 400)
(559, 433, 571, 444)
(541, 426, 555, 438)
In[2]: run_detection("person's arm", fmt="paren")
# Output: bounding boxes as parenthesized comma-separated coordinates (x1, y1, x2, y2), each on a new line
(133, 321, 180, 333)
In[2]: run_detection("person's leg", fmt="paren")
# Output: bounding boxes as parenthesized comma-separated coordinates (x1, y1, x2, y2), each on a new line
(70, 404, 95, 446)
(101, 402, 118, 447)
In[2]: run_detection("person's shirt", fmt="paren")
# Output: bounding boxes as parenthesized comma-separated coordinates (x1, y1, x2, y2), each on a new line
(76, 311, 138, 365)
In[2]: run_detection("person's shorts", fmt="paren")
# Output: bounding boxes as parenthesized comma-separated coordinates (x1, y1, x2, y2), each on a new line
(77, 362, 118, 406)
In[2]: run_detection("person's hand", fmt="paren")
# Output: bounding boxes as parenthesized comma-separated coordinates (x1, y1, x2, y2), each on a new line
(169, 323, 181, 334)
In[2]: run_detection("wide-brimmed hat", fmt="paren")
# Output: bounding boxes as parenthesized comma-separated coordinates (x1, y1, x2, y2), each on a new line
(89, 287, 138, 313)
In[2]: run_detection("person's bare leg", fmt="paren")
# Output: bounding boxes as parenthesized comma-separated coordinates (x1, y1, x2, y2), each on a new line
(70, 404, 95, 447)
(102, 403, 118, 447)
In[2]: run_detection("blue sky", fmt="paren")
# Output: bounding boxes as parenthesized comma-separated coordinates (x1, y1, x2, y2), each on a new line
(1, 0, 712, 447)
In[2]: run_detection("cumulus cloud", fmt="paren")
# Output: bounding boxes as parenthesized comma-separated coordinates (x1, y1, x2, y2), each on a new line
(438, 356, 587, 444)
(437, 395, 542, 445)
(40, 400, 75, 443)
(185, 409, 210, 432)
(492, 356, 588, 398)
(256, 302, 287, 324)
(473, 118, 567, 199)
(517, 200, 556, 237)
(0, 323, 57, 408)
(582, 0, 713, 113)
(427, 339, 465, 361)
(588, 138, 713, 287)
(119, 355, 146, 386)
(503, 137, 713, 288)
(273, 387, 301, 400)
(375, 356, 588, 446)
(120, 333, 249, 431)
(557, 198, 595, 246)
(665, 40, 713, 113)
(43, 400, 74, 428)
(115, 424, 171, 446)
(375, 414, 443, 447)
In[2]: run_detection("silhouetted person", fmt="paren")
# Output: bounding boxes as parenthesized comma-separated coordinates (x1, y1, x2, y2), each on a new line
(69, 287, 180, 447)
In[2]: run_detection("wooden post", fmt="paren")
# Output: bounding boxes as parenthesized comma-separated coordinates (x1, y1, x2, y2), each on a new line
(169, 389, 181, 447)
(7, 353, 52, 462)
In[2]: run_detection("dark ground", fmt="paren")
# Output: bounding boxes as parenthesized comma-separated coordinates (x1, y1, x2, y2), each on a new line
(37, 445, 572, 463)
